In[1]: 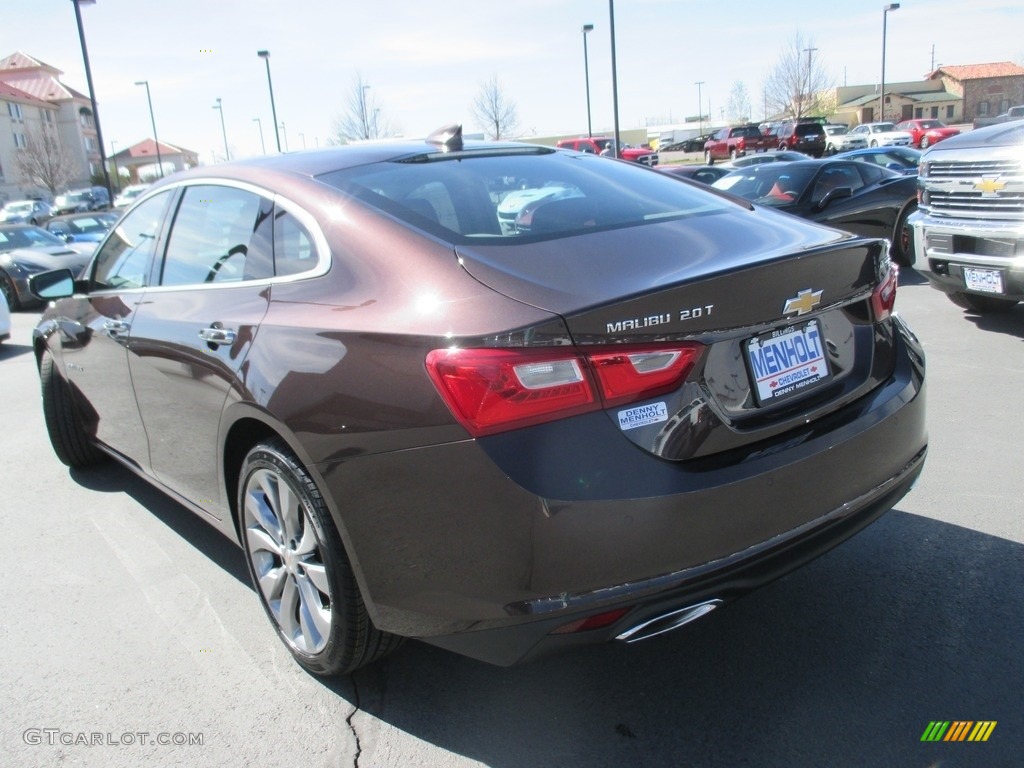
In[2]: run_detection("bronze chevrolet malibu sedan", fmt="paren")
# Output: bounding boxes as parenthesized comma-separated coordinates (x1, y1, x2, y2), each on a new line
(30, 127, 927, 676)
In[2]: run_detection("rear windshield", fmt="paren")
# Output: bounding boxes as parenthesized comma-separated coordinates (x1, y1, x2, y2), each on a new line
(795, 124, 824, 137)
(318, 149, 733, 244)
(734, 126, 763, 138)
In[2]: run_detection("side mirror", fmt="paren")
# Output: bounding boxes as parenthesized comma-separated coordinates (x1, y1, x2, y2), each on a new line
(816, 187, 853, 210)
(29, 268, 77, 300)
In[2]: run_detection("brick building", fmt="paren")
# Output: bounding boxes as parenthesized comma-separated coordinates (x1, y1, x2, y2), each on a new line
(926, 62, 1024, 123)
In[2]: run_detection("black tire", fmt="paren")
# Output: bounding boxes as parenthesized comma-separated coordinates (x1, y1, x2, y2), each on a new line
(920, 135, 930, 149)
(891, 203, 917, 267)
(704, 150, 713, 166)
(825, 143, 836, 156)
(40, 351, 105, 467)
(238, 438, 402, 676)
(947, 292, 1018, 313)
(870, 140, 879, 148)
(729, 148, 739, 160)
(0, 271, 19, 311)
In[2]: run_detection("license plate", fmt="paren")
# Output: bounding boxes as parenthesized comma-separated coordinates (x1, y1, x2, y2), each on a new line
(963, 267, 1004, 294)
(746, 320, 830, 405)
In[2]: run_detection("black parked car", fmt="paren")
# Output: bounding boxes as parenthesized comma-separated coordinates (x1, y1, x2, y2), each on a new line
(714, 159, 919, 265)
(30, 128, 926, 676)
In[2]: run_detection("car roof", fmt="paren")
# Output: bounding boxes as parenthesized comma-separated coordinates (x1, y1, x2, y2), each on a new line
(145, 138, 556, 192)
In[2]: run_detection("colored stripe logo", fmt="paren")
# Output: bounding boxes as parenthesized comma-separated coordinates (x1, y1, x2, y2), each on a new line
(921, 721, 997, 742)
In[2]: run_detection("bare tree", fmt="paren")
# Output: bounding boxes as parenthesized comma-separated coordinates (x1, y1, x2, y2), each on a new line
(472, 75, 519, 140)
(725, 81, 752, 123)
(763, 32, 834, 120)
(14, 124, 79, 196)
(331, 72, 398, 143)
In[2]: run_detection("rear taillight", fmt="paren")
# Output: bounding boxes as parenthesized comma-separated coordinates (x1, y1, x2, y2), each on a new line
(426, 343, 702, 436)
(587, 345, 703, 407)
(871, 263, 899, 321)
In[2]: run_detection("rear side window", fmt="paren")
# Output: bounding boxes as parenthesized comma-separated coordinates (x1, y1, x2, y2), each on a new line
(319, 149, 732, 244)
(273, 208, 317, 276)
(91, 191, 173, 291)
(160, 185, 273, 286)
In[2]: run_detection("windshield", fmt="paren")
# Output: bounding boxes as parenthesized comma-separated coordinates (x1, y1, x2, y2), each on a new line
(0, 226, 65, 252)
(918, 120, 943, 128)
(874, 123, 897, 132)
(5, 202, 33, 214)
(825, 126, 848, 136)
(713, 166, 817, 207)
(319, 149, 734, 243)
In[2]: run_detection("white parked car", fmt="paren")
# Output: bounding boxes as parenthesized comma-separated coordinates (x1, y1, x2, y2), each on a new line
(850, 122, 913, 148)
(113, 183, 150, 209)
(823, 125, 868, 154)
(0, 281, 11, 341)
(0, 199, 53, 225)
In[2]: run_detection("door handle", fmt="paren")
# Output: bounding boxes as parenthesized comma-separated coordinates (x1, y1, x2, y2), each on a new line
(199, 326, 237, 346)
(103, 320, 130, 337)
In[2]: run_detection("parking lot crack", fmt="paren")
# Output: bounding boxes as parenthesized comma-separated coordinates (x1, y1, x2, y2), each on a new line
(346, 671, 363, 768)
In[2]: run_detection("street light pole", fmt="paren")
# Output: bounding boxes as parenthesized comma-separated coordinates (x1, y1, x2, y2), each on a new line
(608, 0, 621, 158)
(803, 47, 818, 118)
(213, 97, 229, 161)
(253, 117, 265, 155)
(582, 24, 594, 138)
(695, 81, 705, 134)
(880, 3, 900, 122)
(70, 0, 112, 202)
(279, 122, 288, 152)
(134, 80, 164, 177)
(361, 85, 371, 139)
(257, 50, 281, 153)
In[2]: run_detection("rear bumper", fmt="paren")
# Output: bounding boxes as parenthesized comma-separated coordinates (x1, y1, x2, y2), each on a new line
(317, 318, 926, 665)
(910, 210, 1024, 300)
(430, 447, 924, 665)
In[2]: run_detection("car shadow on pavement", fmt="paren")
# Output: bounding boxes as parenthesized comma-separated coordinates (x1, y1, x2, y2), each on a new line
(315, 510, 1022, 767)
(0, 340, 33, 360)
(898, 266, 928, 286)
(69, 461, 251, 586)
(959, 304, 1024, 340)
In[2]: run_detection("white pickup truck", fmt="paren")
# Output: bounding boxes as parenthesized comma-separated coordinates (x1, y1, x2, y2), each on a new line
(910, 120, 1024, 312)
(973, 105, 1024, 129)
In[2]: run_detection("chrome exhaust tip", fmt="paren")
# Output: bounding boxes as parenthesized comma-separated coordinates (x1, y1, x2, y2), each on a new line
(615, 599, 723, 643)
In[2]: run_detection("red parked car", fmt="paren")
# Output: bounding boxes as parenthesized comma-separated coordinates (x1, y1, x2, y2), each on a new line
(894, 119, 960, 149)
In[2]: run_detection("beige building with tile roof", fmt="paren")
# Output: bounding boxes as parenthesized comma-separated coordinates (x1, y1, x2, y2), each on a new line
(0, 52, 102, 201)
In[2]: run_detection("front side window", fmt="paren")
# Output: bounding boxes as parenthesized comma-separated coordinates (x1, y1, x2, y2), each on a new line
(811, 166, 863, 204)
(91, 191, 173, 291)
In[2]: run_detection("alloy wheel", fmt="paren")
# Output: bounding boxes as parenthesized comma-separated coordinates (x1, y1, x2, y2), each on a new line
(242, 467, 332, 654)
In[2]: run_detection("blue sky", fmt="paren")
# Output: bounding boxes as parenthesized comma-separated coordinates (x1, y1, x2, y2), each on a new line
(4, 0, 1023, 161)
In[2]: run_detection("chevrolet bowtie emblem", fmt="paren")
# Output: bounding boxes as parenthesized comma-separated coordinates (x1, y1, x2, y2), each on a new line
(783, 289, 823, 316)
(975, 176, 1006, 196)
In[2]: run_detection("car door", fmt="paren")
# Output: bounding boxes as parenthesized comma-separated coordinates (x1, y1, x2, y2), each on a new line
(54, 190, 175, 467)
(127, 183, 275, 521)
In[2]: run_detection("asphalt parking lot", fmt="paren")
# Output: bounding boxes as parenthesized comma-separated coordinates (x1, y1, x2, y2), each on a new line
(1, 271, 1021, 767)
